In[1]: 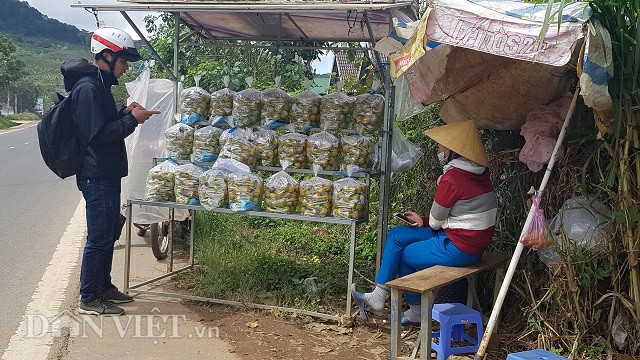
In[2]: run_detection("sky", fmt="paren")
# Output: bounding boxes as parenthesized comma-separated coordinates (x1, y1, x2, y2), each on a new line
(24, 0, 334, 74)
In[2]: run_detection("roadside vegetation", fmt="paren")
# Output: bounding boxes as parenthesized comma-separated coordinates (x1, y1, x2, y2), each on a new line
(0, 115, 17, 129)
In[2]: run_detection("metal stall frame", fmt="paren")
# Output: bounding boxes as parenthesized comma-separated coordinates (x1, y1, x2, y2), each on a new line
(73, 0, 411, 321)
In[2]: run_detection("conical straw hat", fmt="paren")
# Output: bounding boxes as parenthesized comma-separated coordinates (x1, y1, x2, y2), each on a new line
(423, 120, 488, 166)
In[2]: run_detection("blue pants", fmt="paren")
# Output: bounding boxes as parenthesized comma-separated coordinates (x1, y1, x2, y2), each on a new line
(376, 226, 482, 304)
(77, 177, 124, 302)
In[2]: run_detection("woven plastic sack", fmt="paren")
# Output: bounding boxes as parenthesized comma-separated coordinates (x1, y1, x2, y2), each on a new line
(264, 160, 299, 214)
(261, 76, 291, 130)
(391, 122, 423, 173)
(278, 129, 308, 169)
(320, 81, 354, 132)
(165, 123, 194, 160)
(209, 75, 235, 129)
(144, 159, 178, 202)
(353, 89, 384, 134)
(228, 170, 263, 212)
(307, 131, 340, 171)
(341, 134, 375, 171)
(520, 192, 551, 250)
(232, 76, 261, 128)
(291, 80, 320, 132)
(250, 129, 279, 167)
(219, 129, 258, 169)
(192, 126, 223, 163)
(179, 75, 210, 126)
(333, 165, 368, 219)
(174, 163, 205, 205)
(300, 164, 333, 217)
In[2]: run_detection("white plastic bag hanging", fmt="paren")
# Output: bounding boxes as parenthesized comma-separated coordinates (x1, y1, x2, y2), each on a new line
(391, 122, 423, 173)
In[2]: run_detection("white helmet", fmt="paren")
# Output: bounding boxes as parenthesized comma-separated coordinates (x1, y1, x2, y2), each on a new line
(91, 27, 141, 62)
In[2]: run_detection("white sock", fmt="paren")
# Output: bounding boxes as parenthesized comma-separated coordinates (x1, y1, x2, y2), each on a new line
(404, 303, 421, 323)
(364, 285, 388, 311)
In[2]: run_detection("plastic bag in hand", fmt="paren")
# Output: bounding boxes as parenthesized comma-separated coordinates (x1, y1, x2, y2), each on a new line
(300, 164, 333, 217)
(307, 131, 340, 171)
(193, 126, 223, 163)
(264, 161, 299, 214)
(520, 192, 552, 250)
(250, 129, 279, 167)
(278, 131, 308, 169)
(199, 169, 228, 210)
(179, 86, 210, 125)
(333, 165, 368, 219)
(144, 160, 178, 202)
(174, 163, 205, 205)
(340, 135, 375, 171)
(291, 90, 320, 132)
(353, 93, 384, 134)
(165, 123, 194, 160)
(227, 171, 263, 211)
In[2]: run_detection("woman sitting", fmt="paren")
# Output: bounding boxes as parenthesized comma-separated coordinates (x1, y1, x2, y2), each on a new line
(352, 120, 497, 324)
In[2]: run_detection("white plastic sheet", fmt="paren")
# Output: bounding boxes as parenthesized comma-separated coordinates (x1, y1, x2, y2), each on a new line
(123, 63, 188, 223)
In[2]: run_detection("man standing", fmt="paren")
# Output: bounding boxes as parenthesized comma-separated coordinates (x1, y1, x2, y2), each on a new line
(61, 27, 159, 315)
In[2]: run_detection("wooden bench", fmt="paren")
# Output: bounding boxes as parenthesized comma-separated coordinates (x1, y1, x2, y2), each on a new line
(386, 252, 510, 360)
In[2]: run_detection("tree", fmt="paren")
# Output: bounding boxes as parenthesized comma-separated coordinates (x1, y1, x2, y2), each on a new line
(0, 33, 25, 93)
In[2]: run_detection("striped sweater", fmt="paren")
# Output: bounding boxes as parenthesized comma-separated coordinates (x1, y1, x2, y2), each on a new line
(422, 158, 497, 255)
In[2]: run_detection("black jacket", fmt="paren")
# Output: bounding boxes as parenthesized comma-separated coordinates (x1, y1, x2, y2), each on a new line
(61, 58, 138, 179)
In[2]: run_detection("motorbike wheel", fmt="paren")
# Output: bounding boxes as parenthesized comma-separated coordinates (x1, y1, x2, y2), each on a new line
(150, 222, 169, 260)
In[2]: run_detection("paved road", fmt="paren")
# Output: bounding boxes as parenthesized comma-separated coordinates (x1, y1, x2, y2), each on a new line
(0, 124, 81, 355)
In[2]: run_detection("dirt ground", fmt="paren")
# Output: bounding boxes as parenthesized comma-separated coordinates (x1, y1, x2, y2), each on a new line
(189, 303, 482, 360)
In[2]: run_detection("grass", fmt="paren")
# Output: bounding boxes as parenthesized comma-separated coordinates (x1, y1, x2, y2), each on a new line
(0, 116, 18, 129)
(2, 112, 40, 121)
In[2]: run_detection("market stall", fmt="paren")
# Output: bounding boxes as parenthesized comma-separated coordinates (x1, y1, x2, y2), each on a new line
(72, 0, 417, 321)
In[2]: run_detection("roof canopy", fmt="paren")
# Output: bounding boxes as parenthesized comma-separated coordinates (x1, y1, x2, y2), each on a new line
(72, 1, 416, 42)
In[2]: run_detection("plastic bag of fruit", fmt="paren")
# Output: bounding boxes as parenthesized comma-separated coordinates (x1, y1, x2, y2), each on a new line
(340, 134, 375, 171)
(278, 126, 308, 169)
(300, 164, 333, 217)
(320, 81, 354, 132)
(165, 123, 194, 160)
(228, 169, 263, 212)
(179, 75, 210, 126)
(264, 160, 299, 214)
(192, 126, 223, 163)
(333, 165, 368, 219)
(307, 130, 340, 171)
(209, 75, 235, 129)
(250, 129, 279, 167)
(261, 76, 291, 130)
(174, 163, 205, 205)
(232, 76, 261, 128)
(218, 121, 258, 168)
(144, 159, 178, 202)
(353, 81, 384, 134)
(291, 80, 321, 133)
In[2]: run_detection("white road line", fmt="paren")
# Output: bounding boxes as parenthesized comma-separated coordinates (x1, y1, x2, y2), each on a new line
(1, 200, 85, 360)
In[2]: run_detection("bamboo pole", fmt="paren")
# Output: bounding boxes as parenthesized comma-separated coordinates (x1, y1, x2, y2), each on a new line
(475, 88, 580, 360)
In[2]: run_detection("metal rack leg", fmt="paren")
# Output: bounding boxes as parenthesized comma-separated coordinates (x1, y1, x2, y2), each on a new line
(190, 209, 195, 266)
(124, 203, 133, 294)
(346, 222, 357, 320)
(168, 208, 174, 272)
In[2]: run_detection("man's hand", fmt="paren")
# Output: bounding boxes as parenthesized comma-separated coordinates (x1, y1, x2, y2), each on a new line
(404, 211, 424, 227)
(123, 102, 144, 115)
(131, 107, 160, 124)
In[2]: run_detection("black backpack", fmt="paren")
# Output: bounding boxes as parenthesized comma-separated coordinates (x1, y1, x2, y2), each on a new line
(37, 77, 92, 179)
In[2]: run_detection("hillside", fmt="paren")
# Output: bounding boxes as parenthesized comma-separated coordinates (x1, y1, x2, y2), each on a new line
(0, 0, 89, 46)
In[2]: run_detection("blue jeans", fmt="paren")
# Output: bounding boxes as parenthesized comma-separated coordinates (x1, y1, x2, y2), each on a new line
(77, 177, 124, 302)
(376, 226, 482, 304)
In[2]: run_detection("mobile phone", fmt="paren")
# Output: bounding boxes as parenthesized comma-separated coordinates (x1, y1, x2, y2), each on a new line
(393, 212, 419, 227)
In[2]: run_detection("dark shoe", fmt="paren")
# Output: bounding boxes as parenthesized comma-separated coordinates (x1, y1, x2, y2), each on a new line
(78, 299, 125, 316)
(103, 288, 134, 304)
(351, 283, 368, 320)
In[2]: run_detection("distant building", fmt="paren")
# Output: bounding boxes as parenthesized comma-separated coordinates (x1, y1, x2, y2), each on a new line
(311, 75, 331, 94)
(35, 98, 44, 115)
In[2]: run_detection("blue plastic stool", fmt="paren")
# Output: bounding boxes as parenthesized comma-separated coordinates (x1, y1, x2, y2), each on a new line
(507, 349, 569, 360)
(431, 303, 483, 360)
